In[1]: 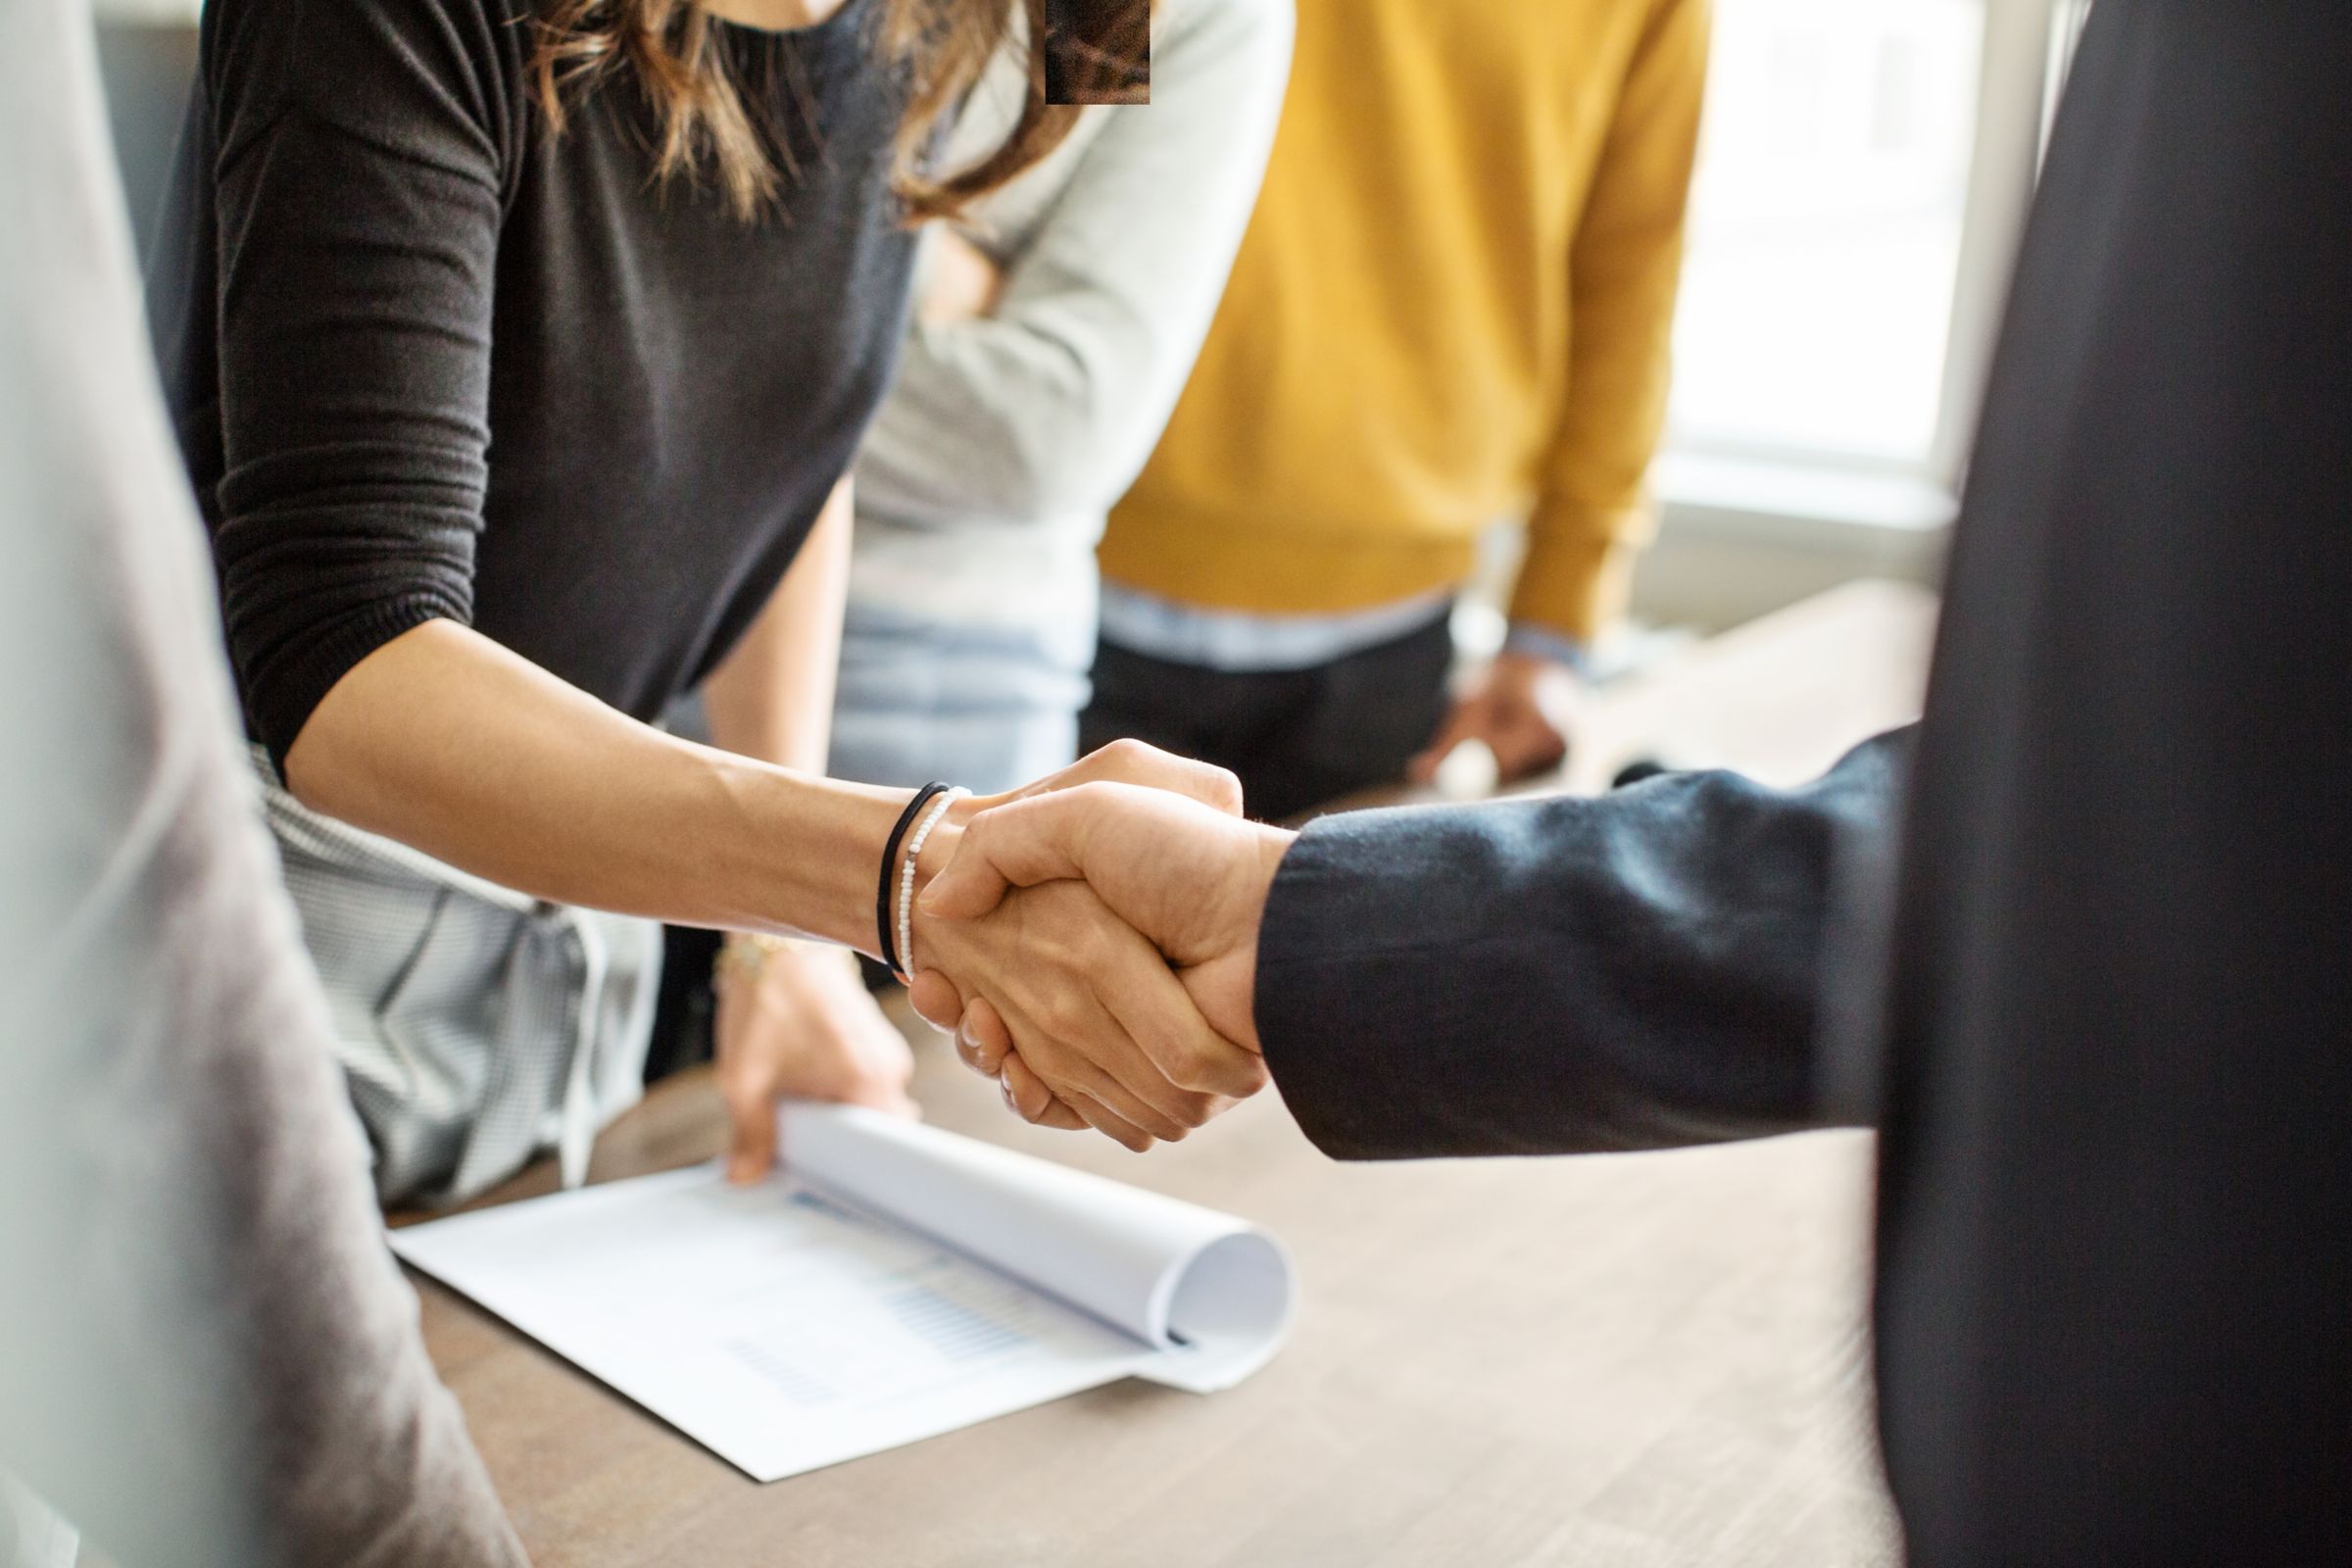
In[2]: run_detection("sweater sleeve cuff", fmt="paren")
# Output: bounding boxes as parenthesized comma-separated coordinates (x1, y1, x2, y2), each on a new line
(1248, 740, 1899, 1160)
(1250, 805, 1613, 1161)
(243, 592, 469, 775)
(1502, 622, 1592, 675)
(1250, 812, 1475, 1160)
(1507, 502, 1654, 643)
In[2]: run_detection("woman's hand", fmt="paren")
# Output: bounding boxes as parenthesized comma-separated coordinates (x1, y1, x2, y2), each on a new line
(909, 878, 1264, 1152)
(913, 780, 1290, 1143)
(716, 940, 915, 1183)
(917, 228, 1005, 327)
(892, 740, 1259, 1149)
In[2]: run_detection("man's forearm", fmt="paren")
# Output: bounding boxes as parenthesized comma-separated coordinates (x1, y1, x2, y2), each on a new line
(283, 616, 908, 954)
(1255, 731, 1910, 1159)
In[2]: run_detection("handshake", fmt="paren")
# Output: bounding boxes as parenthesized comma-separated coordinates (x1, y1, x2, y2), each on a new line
(902, 742, 1298, 1152)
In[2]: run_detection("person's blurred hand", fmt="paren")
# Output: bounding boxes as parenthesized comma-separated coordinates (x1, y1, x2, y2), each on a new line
(911, 782, 1294, 1139)
(716, 940, 916, 1184)
(1410, 648, 1582, 787)
(917, 227, 1005, 327)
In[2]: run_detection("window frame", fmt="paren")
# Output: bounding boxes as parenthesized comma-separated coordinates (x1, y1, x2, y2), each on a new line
(1652, 0, 2078, 546)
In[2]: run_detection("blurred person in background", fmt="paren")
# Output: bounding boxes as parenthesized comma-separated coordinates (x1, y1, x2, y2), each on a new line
(661, 0, 1291, 1097)
(827, 0, 1290, 797)
(2, 1, 520, 1560)
(1086, 0, 1710, 821)
(146, 0, 1252, 1204)
(928, 11, 2349, 1567)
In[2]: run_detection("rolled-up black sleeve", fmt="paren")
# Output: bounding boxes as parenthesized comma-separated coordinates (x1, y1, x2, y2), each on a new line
(196, 0, 520, 764)
(1252, 730, 1909, 1159)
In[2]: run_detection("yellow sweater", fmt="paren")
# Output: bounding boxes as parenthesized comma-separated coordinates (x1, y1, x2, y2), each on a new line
(1101, 0, 1710, 643)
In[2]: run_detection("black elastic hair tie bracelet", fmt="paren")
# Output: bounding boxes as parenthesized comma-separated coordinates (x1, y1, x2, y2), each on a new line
(876, 781, 953, 979)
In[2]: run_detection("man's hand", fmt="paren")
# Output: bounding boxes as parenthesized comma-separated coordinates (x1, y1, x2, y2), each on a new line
(911, 782, 1294, 1138)
(966, 735, 1246, 821)
(716, 941, 916, 1183)
(910, 875, 1263, 1150)
(1410, 649, 1582, 787)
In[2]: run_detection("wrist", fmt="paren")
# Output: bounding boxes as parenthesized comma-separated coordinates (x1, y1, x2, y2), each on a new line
(717, 931, 858, 994)
(1500, 622, 1591, 676)
(726, 766, 920, 958)
(1217, 823, 1295, 1054)
(887, 786, 965, 979)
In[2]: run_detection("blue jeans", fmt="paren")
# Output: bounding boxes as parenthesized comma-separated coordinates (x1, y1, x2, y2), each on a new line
(827, 603, 1088, 794)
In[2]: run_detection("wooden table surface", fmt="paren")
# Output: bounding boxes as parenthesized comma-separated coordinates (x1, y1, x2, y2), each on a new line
(413, 579, 1938, 1568)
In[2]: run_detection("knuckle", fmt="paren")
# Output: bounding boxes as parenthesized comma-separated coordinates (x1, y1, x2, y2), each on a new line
(1003, 1075, 1041, 1121)
(1039, 993, 1091, 1041)
(1200, 762, 1245, 813)
(1139, 1103, 1189, 1142)
(1100, 736, 1152, 770)
(1070, 920, 1118, 970)
(1165, 1043, 1226, 1095)
(1064, 779, 1120, 816)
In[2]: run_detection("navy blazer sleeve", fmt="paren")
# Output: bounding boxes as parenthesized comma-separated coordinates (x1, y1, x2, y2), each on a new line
(1252, 730, 1907, 1159)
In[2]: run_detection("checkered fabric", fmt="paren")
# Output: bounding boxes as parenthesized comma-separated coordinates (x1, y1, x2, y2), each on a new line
(251, 753, 661, 1207)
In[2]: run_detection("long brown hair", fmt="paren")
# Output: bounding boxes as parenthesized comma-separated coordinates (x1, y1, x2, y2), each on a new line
(529, 0, 1085, 222)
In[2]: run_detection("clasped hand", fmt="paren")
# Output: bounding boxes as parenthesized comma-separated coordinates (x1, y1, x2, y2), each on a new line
(905, 742, 1296, 1151)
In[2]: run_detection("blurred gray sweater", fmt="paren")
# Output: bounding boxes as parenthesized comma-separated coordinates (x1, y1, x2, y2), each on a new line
(0, 2, 523, 1563)
(835, 0, 1292, 789)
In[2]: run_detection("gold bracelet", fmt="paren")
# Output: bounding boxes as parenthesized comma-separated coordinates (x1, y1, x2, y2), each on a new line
(715, 933, 865, 989)
(713, 931, 792, 987)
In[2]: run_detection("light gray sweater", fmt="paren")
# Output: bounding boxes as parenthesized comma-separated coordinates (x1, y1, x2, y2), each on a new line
(0, 3, 523, 1563)
(849, 0, 1293, 682)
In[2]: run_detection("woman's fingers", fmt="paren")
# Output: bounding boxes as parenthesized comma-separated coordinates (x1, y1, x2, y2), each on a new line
(979, 971, 1197, 1142)
(716, 1058, 780, 1185)
(998, 1051, 1087, 1129)
(905, 968, 963, 1035)
(1058, 1095, 1156, 1152)
(917, 877, 1251, 1146)
(985, 882, 1221, 1129)
(1000, 1053, 1142, 1144)
(955, 998, 1011, 1077)
(979, 1010, 1139, 1145)
(968, 1000, 1152, 1146)
(937, 964, 1191, 1142)
(1100, 958, 1268, 1101)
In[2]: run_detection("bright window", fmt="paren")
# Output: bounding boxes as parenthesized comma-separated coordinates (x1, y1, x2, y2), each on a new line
(1667, 0, 1987, 471)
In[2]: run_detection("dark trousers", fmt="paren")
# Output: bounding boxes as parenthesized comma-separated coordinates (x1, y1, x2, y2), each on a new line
(1080, 609, 1455, 824)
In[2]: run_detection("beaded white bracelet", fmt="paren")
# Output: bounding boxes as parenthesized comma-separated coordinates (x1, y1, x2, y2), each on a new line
(896, 786, 966, 980)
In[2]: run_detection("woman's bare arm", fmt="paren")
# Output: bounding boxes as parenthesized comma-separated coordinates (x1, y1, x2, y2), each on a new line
(284, 614, 904, 953)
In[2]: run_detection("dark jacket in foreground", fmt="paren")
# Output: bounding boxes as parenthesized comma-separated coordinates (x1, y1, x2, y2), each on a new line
(1255, 3, 2349, 1564)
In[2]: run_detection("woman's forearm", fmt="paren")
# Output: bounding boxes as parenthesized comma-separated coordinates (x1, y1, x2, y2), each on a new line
(282, 617, 906, 954)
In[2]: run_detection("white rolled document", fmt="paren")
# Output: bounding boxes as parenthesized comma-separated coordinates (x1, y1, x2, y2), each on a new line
(391, 1104, 1296, 1482)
